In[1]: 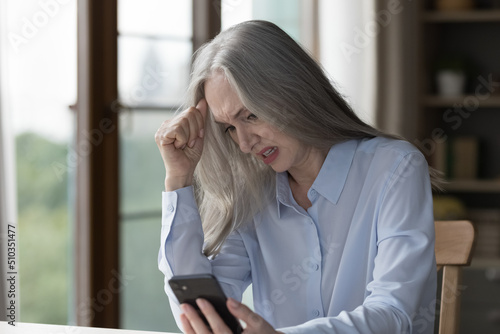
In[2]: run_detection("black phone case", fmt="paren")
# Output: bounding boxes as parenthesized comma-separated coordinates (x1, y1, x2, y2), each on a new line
(169, 274, 243, 334)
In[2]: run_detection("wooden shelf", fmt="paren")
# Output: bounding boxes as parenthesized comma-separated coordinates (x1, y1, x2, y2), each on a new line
(423, 10, 500, 22)
(422, 95, 500, 108)
(442, 179, 500, 193)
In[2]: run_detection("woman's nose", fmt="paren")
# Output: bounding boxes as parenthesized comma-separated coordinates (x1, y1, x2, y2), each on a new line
(236, 128, 256, 154)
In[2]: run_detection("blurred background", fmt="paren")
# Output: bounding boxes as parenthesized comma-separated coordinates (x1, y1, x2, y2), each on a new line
(0, 0, 499, 333)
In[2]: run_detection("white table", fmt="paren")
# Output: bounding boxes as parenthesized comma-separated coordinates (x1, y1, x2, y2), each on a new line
(0, 322, 180, 334)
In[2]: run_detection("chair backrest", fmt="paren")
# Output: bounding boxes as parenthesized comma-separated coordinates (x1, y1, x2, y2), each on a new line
(434, 220, 475, 334)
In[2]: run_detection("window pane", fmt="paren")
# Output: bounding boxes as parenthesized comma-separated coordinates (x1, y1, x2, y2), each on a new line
(120, 216, 177, 332)
(120, 111, 175, 216)
(119, 0, 192, 38)
(221, 0, 253, 29)
(119, 110, 178, 331)
(252, 0, 301, 39)
(1, 0, 77, 325)
(222, 0, 302, 41)
(118, 36, 191, 107)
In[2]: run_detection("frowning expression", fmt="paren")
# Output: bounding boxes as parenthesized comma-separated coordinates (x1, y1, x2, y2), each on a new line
(204, 72, 316, 174)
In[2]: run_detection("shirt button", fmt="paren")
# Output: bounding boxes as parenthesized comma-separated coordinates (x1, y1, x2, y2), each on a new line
(309, 189, 317, 199)
(312, 309, 320, 317)
(167, 204, 174, 212)
(313, 264, 319, 271)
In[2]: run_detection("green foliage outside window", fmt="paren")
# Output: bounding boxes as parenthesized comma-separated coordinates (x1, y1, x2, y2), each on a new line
(16, 132, 69, 325)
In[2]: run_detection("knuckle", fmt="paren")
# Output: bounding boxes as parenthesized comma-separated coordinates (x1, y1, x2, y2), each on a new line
(160, 120, 171, 128)
(181, 107, 196, 118)
(171, 121, 183, 131)
(155, 130, 166, 142)
(187, 106, 203, 120)
(249, 313, 263, 326)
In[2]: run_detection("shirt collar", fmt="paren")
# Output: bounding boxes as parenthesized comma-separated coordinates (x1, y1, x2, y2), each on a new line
(312, 139, 358, 205)
(275, 139, 359, 218)
(275, 172, 295, 218)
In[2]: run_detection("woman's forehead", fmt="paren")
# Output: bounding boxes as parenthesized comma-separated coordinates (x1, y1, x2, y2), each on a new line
(205, 73, 245, 124)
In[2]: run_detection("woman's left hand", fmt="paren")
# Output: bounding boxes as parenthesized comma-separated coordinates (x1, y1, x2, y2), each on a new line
(179, 298, 283, 334)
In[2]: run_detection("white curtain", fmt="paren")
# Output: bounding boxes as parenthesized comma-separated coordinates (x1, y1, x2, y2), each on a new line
(318, 0, 376, 126)
(0, 99, 10, 321)
(0, 1, 18, 320)
(318, 0, 419, 139)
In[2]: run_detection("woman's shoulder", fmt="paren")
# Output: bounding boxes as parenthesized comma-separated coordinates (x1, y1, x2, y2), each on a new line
(358, 136, 423, 158)
(350, 137, 428, 177)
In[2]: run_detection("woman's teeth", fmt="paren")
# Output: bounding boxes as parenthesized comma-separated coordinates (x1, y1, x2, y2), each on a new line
(263, 147, 277, 158)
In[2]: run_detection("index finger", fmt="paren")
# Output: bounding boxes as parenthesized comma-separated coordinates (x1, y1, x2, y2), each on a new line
(195, 98, 208, 137)
(179, 313, 196, 334)
(180, 303, 212, 334)
(196, 298, 232, 334)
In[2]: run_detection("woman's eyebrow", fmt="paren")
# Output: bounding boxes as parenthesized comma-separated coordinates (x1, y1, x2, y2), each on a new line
(213, 108, 246, 124)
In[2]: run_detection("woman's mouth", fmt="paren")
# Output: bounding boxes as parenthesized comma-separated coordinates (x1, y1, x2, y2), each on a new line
(262, 147, 277, 157)
(259, 146, 279, 164)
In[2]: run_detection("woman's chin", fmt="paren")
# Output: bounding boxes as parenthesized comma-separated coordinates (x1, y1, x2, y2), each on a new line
(269, 163, 287, 173)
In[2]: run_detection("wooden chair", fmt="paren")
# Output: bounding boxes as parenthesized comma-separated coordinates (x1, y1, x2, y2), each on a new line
(435, 220, 475, 334)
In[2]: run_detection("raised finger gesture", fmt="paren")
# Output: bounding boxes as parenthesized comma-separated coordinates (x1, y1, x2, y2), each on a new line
(155, 99, 208, 191)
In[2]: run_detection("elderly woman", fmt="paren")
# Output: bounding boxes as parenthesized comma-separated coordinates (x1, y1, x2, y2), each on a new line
(156, 20, 437, 334)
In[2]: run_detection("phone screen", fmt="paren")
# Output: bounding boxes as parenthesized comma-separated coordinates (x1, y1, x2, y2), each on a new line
(169, 274, 243, 334)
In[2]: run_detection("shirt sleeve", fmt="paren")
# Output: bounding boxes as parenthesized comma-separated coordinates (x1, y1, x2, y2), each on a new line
(278, 151, 436, 334)
(157, 186, 251, 330)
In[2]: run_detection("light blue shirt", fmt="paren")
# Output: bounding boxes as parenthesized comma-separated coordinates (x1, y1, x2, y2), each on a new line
(158, 137, 436, 333)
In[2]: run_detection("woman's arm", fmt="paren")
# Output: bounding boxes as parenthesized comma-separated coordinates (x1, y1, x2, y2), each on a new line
(158, 186, 252, 331)
(156, 100, 252, 331)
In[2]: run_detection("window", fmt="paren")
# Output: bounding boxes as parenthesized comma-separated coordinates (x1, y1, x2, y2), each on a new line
(0, 0, 77, 325)
(221, 0, 318, 57)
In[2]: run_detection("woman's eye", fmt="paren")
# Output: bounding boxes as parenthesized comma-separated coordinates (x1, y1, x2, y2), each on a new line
(247, 113, 257, 120)
(225, 125, 236, 133)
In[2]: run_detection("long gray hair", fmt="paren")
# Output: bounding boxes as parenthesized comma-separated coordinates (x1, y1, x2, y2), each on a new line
(183, 20, 435, 256)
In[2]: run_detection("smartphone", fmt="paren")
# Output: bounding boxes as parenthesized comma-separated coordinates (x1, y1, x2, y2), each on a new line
(169, 274, 243, 334)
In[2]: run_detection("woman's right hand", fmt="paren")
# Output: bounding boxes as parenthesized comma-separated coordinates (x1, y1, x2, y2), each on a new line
(155, 99, 208, 191)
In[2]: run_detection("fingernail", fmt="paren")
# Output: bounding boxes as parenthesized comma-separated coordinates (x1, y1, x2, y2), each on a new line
(189, 140, 196, 148)
(199, 129, 204, 138)
(228, 298, 239, 308)
(196, 298, 208, 309)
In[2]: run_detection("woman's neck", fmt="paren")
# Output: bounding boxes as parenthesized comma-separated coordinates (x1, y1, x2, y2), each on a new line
(287, 148, 328, 189)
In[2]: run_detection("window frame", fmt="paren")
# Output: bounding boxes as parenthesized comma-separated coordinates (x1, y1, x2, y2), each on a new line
(75, 0, 120, 327)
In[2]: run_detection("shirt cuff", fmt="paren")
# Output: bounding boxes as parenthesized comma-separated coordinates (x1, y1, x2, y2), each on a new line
(162, 185, 198, 227)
